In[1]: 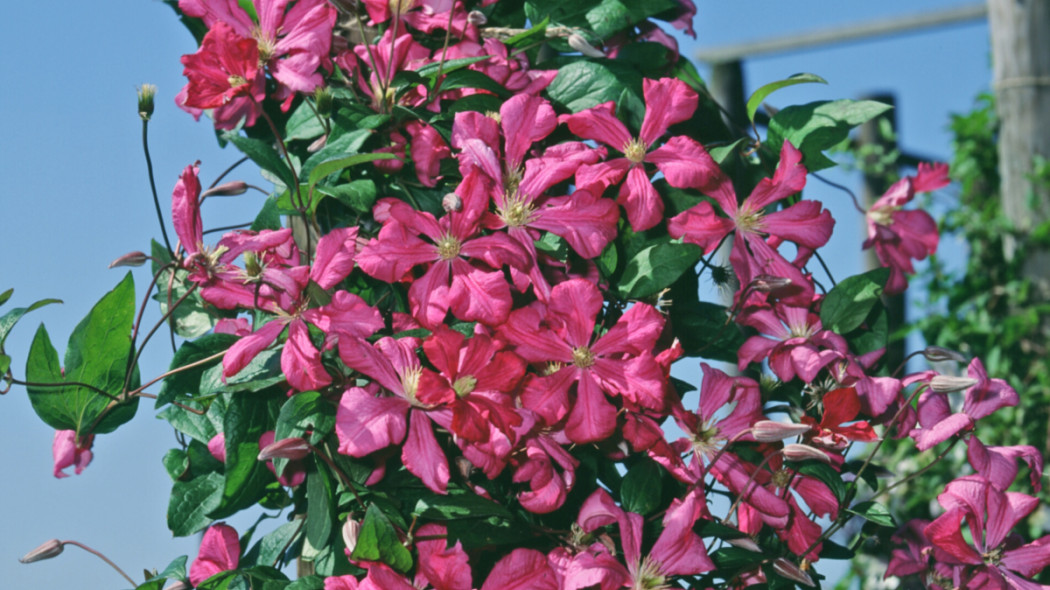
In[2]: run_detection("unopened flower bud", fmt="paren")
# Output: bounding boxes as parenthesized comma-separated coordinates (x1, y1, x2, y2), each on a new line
(929, 374, 978, 393)
(201, 181, 249, 198)
(751, 420, 812, 442)
(750, 274, 792, 294)
(772, 558, 815, 587)
(567, 33, 605, 58)
(442, 193, 462, 212)
(258, 437, 311, 461)
(138, 84, 157, 121)
(342, 518, 361, 554)
(19, 539, 64, 564)
(314, 86, 334, 118)
(922, 346, 967, 363)
(726, 537, 761, 552)
(455, 455, 474, 480)
(782, 443, 832, 463)
(467, 10, 487, 25)
(108, 251, 148, 269)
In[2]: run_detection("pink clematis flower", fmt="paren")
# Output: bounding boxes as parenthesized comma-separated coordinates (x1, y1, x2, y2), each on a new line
(189, 523, 240, 586)
(910, 358, 1019, 451)
(669, 140, 833, 307)
(177, 21, 267, 130)
(52, 429, 93, 478)
(864, 162, 949, 295)
(736, 300, 848, 383)
(499, 279, 667, 443)
(925, 476, 1050, 588)
(180, 0, 337, 108)
(563, 77, 715, 231)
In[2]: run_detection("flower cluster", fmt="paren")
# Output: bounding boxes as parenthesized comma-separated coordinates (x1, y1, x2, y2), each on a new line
(9, 1, 1045, 589)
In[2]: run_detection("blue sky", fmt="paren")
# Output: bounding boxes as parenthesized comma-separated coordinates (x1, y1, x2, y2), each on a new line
(0, 2, 988, 588)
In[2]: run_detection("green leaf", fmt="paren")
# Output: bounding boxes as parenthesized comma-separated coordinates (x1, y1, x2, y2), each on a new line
(618, 240, 702, 299)
(585, 0, 676, 38)
(847, 500, 896, 528)
(820, 268, 890, 334)
(286, 575, 325, 590)
(415, 55, 493, 79)
(315, 179, 377, 214)
(0, 295, 61, 352)
(299, 129, 373, 182)
(252, 195, 284, 232)
(307, 153, 396, 206)
(168, 471, 224, 536)
(711, 546, 767, 571)
(243, 520, 303, 569)
(413, 493, 512, 521)
(767, 99, 893, 171)
(0, 354, 9, 376)
(436, 69, 509, 96)
(306, 468, 334, 549)
(274, 391, 335, 445)
(25, 274, 139, 435)
(449, 93, 504, 115)
(351, 504, 413, 573)
(137, 555, 189, 590)
(151, 239, 222, 338)
(596, 240, 619, 278)
(0, 288, 11, 307)
(200, 344, 284, 395)
(163, 448, 189, 481)
(746, 73, 828, 123)
(546, 61, 641, 115)
(223, 132, 297, 190)
(159, 333, 237, 406)
(620, 458, 662, 515)
(216, 392, 278, 517)
(286, 100, 326, 141)
(502, 16, 549, 48)
(159, 400, 216, 443)
(796, 462, 847, 506)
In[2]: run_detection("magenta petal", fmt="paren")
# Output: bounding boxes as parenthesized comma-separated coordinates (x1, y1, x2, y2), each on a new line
(650, 490, 714, 576)
(171, 163, 203, 254)
(565, 372, 617, 444)
(310, 227, 358, 289)
(189, 523, 240, 586)
(618, 165, 663, 231)
(500, 94, 557, 168)
(762, 201, 835, 250)
(562, 101, 632, 149)
(646, 136, 719, 190)
(356, 222, 437, 282)
(547, 279, 603, 347)
(577, 488, 624, 532)
(639, 78, 698, 146)
(335, 387, 409, 457)
(746, 140, 807, 209)
(282, 320, 331, 392)
(925, 508, 983, 565)
(223, 320, 285, 379)
(410, 261, 452, 328)
(534, 190, 619, 259)
(481, 549, 557, 590)
(402, 411, 450, 494)
(1002, 535, 1050, 578)
(913, 412, 973, 451)
(667, 201, 734, 254)
(52, 430, 93, 478)
(448, 259, 513, 326)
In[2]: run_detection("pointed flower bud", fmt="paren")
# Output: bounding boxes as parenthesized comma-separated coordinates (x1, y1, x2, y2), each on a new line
(19, 539, 64, 564)
(773, 558, 815, 587)
(929, 374, 978, 393)
(342, 518, 361, 554)
(201, 181, 248, 198)
(257, 437, 310, 461)
(567, 33, 605, 58)
(467, 10, 487, 25)
(922, 346, 967, 363)
(108, 251, 148, 269)
(726, 537, 762, 552)
(751, 420, 812, 442)
(782, 443, 832, 463)
(137, 84, 157, 121)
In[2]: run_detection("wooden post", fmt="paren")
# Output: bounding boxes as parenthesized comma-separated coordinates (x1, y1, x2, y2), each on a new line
(988, 0, 1050, 297)
(858, 93, 906, 373)
(708, 60, 748, 134)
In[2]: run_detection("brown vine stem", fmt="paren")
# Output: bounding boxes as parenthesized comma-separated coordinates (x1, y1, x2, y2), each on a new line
(124, 262, 174, 393)
(60, 540, 137, 587)
(8, 378, 119, 402)
(123, 282, 200, 399)
(429, 1, 459, 99)
(126, 349, 227, 399)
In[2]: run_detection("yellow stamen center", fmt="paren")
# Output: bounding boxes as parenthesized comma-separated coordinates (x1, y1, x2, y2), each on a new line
(497, 190, 537, 228)
(572, 346, 596, 369)
(623, 138, 647, 165)
(436, 233, 462, 261)
(452, 375, 477, 398)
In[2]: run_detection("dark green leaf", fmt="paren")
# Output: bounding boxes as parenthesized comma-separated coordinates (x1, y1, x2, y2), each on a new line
(820, 538, 855, 560)
(671, 301, 745, 363)
(351, 504, 413, 573)
(274, 391, 335, 445)
(25, 274, 139, 435)
(168, 472, 224, 536)
(159, 333, 237, 406)
(216, 392, 278, 517)
(0, 354, 9, 376)
(436, 69, 508, 96)
(746, 73, 828, 123)
(286, 100, 326, 141)
(820, 268, 890, 334)
(243, 520, 303, 569)
(415, 55, 493, 78)
(307, 153, 397, 203)
(306, 468, 334, 549)
(620, 458, 662, 515)
(711, 546, 767, 571)
(767, 99, 893, 171)
(502, 16, 549, 48)
(159, 400, 215, 443)
(286, 575, 325, 590)
(546, 61, 641, 115)
(200, 345, 284, 396)
(585, 0, 676, 38)
(413, 493, 512, 521)
(300, 129, 373, 182)
(252, 195, 284, 232)
(315, 180, 377, 214)
(223, 132, 297, 190)
(449, 93, 504, 114)
(596, 240, 618, 278)
(847, 500, 896, 528)
(618, 239, 702, 298)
